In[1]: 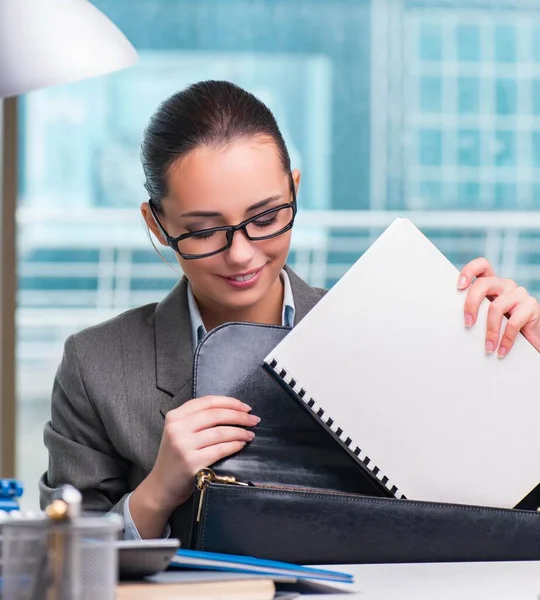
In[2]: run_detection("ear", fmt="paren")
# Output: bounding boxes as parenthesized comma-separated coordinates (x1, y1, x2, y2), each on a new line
(291, 168, 301, 196)
(140, 202, 168, 247)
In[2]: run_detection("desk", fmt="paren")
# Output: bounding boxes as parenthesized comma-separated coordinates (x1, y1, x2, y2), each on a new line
(118, 561, 540, 599)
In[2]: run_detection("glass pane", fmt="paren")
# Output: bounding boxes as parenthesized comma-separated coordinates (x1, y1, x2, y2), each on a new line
(495, 25, 517, 63)
(533, 28, 540, 62)
(419, 23, 443, 61)
(457, 77, 480, 114)
(532, 79, 540, 115)
(419, 129, 443, 166)
(495, 79, 517, 115)
(420, 76, 442, 112)
(457, 182, 481, 208)
(533, 132, 540, 167)
(418, 181, 442, 208)
(457, 130, 480, 167)
(494, 182, 517, 208)
(494, 131, 516, 167)
(456, 25, 480, 62)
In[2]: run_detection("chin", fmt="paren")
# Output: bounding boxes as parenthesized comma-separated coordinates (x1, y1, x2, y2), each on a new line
(218, 288, 266, 311)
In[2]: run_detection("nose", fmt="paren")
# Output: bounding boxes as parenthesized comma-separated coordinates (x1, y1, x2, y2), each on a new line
(224, 229, 256, 266)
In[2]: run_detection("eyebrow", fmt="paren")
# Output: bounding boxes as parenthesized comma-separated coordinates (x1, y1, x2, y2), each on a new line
(178, 195, 283, 219)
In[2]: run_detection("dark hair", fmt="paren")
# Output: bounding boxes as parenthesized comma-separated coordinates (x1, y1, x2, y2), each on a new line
(141, 80, 292, 208)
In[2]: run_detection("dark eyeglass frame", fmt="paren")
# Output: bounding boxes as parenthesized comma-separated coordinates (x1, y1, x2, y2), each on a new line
(148, 188, 297, 260)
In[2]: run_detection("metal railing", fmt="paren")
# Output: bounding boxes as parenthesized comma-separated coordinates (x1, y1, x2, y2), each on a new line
(15, 207, 540, 398)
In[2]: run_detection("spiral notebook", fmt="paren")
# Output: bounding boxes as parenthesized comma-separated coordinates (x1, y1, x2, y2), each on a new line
(263, 218, 540, 508)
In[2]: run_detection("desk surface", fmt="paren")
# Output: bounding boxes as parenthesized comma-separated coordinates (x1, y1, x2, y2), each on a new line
(119, 560, 540, 599)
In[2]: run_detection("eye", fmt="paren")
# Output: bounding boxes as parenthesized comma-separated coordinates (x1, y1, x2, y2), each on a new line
(253, 214, 279, 228)
(188, 229, 217, 239)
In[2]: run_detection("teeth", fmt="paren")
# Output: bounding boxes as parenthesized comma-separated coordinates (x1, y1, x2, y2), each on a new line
(233, 272, 257, 282)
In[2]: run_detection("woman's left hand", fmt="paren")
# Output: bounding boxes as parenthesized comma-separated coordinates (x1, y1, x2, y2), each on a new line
(458, 257, 540, 356)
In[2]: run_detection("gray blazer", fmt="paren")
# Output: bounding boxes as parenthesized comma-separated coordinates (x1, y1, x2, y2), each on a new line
(39, 265, 325, 542)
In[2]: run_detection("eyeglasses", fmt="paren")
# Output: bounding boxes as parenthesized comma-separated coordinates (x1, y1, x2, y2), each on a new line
(148, 190, 297, 260)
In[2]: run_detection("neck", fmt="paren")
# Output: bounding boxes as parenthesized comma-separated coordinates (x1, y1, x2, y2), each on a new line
(194, 275, 284, 332)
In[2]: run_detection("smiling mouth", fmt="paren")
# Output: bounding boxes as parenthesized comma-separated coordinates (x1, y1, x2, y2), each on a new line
(228, 272, 258, 282)
(220, 266, 265, 287)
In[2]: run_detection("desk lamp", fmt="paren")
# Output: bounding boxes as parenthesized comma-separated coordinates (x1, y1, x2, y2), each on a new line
(0, 0, 138, 478)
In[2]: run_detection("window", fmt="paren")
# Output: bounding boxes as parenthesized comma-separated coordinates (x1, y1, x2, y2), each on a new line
(456, 24, 480, 62)
(420, 23, 443, 61)
(420, 76, 442, 112)
(532, 131, 540, 167)
(457, 130, 481, 167)
(419, 181, 442, 207)
(494, 25, 517, 63)
(533, 27, 540, 62)
(494, 131, 516, 167)
(495, 79, 517, 115)
(458, 182, 481, 207)
(532, 79, 540, 115)
(419, 130, 443, 166)
(494, 182, 517, 209)
(457, 77, 480, 114)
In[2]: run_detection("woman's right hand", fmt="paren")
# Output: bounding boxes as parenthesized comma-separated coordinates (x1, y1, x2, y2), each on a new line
(148, 396, 259, 511)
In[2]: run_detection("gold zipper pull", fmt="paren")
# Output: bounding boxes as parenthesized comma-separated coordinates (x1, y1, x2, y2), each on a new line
(196, 485, 206, 522)
(196, 468, 216, 489)
(196, 469, 213, 522)
(195, 469, 253, 522)
(196, 468, 251, 488)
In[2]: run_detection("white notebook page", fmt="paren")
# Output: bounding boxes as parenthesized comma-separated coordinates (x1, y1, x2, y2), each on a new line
(265, 218, 540, 507)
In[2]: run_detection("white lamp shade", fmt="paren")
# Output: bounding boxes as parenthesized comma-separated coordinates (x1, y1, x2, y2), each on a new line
(0, 0, 139, 98)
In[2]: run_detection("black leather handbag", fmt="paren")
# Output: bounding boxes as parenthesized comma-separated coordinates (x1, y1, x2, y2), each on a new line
(189, 322, 540, 564)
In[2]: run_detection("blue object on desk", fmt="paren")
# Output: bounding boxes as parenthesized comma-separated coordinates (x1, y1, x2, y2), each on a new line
(0, 479, 23, 512)
(170, 549, 354, 584)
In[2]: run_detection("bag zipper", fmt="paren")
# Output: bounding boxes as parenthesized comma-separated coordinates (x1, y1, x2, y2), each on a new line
(195, 468, 252, 522)
(195, 468, 357, 522)
(194, 470, 540, 526)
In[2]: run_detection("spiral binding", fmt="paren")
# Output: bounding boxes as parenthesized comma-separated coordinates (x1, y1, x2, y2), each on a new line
(265, 357, 406, 500)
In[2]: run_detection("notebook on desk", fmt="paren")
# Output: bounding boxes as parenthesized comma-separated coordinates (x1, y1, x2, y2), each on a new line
(171, 549, 353, 584)
(263, 217, 540, 508)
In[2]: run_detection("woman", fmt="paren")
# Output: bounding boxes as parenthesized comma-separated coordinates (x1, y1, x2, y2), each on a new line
(40, 80, 540, 543)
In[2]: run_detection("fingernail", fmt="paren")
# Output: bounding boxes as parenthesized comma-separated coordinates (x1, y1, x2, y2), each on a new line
(241, 403, 252, 411)
(464, 313, 474, 327)
(247, 431, 255, 440)
(498, 346, 507, 358)
(485, 341, 495, 354)
(457, 276, 467, 289)
(250, 415, 261, 424)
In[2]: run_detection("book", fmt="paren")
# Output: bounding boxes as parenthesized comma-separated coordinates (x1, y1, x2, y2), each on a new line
(170, 548, 353, 584)
(263, 217, 540, 508)
(117, 571, 277, 600)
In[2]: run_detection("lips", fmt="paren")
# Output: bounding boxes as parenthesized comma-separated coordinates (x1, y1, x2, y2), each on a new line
(228, 272, 258, 283)
(220, 266, 265, 289)
(223, 267, 263, 281)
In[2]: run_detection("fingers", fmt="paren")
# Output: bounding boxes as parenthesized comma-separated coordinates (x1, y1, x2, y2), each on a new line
(463, 277, 517, 327)
(196, 441, 250, 468)
(484, 287, 527, 355)
(167, 396, 252, 422)
(491, 295, 537, 358)
(457, 257, 496, 290)
(193, 425, 256, 450)
(187, 408, 260, 433)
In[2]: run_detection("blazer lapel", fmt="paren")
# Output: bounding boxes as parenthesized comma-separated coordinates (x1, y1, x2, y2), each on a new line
(155, 267, 324, 416)
(284, 265, 326, 324)
(154, 277, 194, 415)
